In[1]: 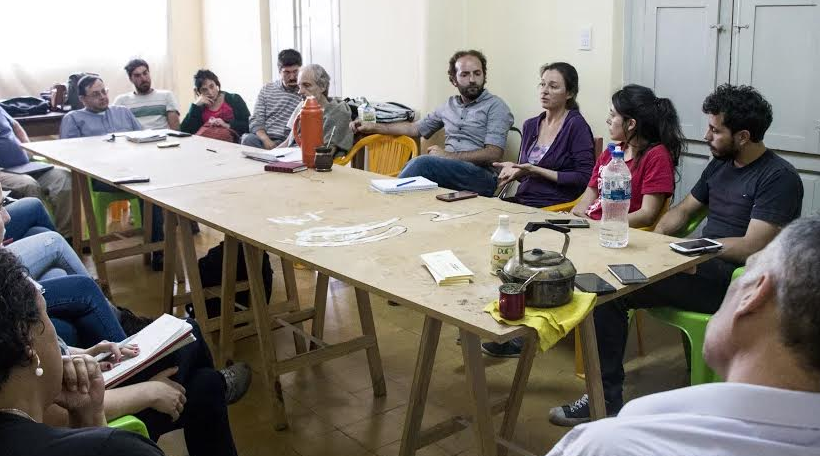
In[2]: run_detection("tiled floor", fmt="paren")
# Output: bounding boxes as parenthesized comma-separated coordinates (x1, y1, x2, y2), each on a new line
(97, 223, 691, 456)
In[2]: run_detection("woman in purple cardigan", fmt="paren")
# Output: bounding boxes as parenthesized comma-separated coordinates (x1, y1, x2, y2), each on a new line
(494, 62, 595, 208)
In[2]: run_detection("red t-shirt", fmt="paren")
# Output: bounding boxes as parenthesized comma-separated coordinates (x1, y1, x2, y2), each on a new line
(201, 101, 235, 125)
(585, 143, 674, 220)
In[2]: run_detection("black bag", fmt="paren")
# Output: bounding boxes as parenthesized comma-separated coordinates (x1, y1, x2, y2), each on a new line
(196, 241, 273, 319)
(66, 72, 99, 110)
(0, 97, 49, 117)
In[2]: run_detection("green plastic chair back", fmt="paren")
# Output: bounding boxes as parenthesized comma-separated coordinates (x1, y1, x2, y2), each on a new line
(87, 179, 142, 235)
(108, 414, 149, 439)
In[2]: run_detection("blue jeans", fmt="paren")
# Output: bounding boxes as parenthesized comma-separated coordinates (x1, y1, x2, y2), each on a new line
(44, 275, 126, 348)
(398, 155, 498, 196)
(240, 132, 282, 149)
(91, 179, 164, 242)
(6, 231, 89, 280)
(4, 197, 57, 241)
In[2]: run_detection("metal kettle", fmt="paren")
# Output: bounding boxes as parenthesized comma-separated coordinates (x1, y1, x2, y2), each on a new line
(497, 222, 577, 308)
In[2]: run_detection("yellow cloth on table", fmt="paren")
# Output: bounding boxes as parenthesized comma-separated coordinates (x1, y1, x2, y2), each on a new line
(484, 291, 597, 352)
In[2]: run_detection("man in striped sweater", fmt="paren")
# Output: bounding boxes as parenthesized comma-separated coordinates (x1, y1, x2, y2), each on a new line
(241, 49, 303, 150)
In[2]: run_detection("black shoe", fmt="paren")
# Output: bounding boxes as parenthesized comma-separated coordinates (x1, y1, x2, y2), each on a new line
(481, 337, 524, 358)
(548, 394, 622, 427)
(151, 251, 164, 272)
(220, 362, 252, 405)
(118, 306, 154, 336)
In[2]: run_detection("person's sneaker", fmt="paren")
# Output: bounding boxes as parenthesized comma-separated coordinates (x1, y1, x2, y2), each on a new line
(220, 362, 252, 405)
(151, 251, 164, 272)
(118, 306, 154, 336)
(481, 337, 524, 358)
(548, 394, 621, 427)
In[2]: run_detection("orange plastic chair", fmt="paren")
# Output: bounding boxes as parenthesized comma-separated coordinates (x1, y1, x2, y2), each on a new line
(543, 197, 581, 213)
(334, 134, 418, 177)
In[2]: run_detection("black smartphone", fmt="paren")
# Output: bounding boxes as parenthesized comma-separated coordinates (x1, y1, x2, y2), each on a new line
(546, 218, 590, 228)
(112, 176, 151, 184)
(575, 273, 617, 294)
(167, 131, 191, 138)
(436, 190, 479, 202)
(607, 264, 649, 285)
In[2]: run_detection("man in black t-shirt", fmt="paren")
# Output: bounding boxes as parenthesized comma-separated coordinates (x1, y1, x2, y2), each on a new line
(549, 84, 803, 427)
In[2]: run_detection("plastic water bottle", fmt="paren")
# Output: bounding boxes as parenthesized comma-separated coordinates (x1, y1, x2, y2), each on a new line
(600, 146, 631, 248)
(490, 215, 516, 274)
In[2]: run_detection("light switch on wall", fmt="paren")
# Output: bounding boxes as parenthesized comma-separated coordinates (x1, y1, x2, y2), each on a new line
(579, 25, 592, 51)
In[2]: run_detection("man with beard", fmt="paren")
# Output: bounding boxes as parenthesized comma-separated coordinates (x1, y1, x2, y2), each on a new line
(351, 50, 513, 196)
(113, 59, 181, 130)
(548, 84, 803, 427)
(241, 49, 303, 150)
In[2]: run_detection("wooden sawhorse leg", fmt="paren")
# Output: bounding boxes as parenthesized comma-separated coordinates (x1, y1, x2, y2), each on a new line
(399, 316, 441, 456)
(460, 330, 497, 456)
(76, 173, 108, 283)
(355, 288, 386, 396)
(579, 313, 606, 420)
(70, 171, 83, 255)
(218, 235, 239, 366)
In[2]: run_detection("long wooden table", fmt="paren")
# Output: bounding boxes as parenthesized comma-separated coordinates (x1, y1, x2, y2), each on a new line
(24, 135, 714, 456)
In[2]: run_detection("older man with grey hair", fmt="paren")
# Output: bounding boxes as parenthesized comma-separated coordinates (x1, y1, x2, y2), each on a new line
(277, 63, 354, 154)
(546, 216, 820, 456)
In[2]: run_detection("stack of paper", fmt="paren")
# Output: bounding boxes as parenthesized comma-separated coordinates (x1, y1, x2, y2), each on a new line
(103, 314, 195, 388)
(242, 147, 303, 163)
(371, 176, 438, 194)
(420, 250, 475, 286)
(124, 130, 167, 143)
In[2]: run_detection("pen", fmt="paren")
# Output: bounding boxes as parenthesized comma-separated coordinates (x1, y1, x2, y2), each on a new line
(396, 179, 417, 187)
(94, 334, 137, 362)
(275, 154, 286, 158)
(206, 148, 218, 153)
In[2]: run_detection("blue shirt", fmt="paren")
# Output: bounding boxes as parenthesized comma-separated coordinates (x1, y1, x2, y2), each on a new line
(0, 107, 29, 168)
(59, 106, 142, 139)
(415, 90, 513, 152)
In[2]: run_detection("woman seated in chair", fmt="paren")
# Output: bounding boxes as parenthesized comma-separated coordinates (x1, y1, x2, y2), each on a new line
(493, 62, 595, 208)
(180, 69, 251, 142)
(571, 84, 683, 228)
(277, 63, 354, 155)
(2, 194, 57, 242)
(0, 249, 163, 456)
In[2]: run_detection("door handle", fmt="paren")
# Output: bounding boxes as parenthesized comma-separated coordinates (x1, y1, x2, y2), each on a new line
(709, 24, 725, 31)
(733, 24, 750, 31)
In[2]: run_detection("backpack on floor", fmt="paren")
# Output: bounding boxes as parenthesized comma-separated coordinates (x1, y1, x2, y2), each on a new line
(197, 241, 273, 319)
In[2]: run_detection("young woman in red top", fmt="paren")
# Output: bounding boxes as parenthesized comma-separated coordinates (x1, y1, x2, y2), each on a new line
(572, 84, 684, 228)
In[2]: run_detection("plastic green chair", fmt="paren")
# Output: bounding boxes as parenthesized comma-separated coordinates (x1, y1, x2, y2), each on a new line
(108, 414, 149, 439)
(87, 179, 142, 235)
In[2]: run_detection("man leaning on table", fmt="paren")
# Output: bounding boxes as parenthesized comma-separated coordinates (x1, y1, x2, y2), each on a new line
(544, 84, 804, 426)
(547, 216, 820, 456)
(350, 49, 514, 197)
(59, 75, 166, 271)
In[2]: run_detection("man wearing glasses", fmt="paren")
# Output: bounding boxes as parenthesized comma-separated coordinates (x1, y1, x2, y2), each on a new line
(59, 75, 142, 138)
(0, 106, 72, 236)
(241, 49, 303, 150)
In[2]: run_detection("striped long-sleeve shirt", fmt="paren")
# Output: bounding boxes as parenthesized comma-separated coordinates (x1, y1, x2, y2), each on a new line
(248, 80, 302, 142)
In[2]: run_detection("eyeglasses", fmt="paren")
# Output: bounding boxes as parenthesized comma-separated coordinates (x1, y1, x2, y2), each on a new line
(1, 196, 16, 207)
(83, 88, 109, 99)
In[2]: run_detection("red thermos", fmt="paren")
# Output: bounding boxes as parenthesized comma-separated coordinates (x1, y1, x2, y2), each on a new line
(294, 96, 324, 168)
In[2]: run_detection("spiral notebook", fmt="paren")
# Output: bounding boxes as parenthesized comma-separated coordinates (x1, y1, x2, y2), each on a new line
(370, 176, 438, 194)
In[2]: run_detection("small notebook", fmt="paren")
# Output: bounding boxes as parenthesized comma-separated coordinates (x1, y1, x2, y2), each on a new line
(370, 176, 438, 194)
(103, 314, 195, 388)
(1, 161, 54, 175)
(242, 147, 303, 163)
(125, 130, 167, 143)
(420, 250, 474, 286)
(265, 161, 307, 173)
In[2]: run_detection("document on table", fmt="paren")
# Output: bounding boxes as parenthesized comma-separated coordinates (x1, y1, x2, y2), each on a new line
(242, 147, 303, 163)
(420, 250, 474, 286)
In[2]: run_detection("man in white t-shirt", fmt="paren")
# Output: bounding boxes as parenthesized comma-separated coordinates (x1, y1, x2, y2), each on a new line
(113, 58, 180, 130)
(547, 216, 820, 456)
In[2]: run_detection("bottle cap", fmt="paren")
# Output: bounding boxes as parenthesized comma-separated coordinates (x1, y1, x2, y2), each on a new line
(498, 214, 509, 225)
(612, 146, 624, 158)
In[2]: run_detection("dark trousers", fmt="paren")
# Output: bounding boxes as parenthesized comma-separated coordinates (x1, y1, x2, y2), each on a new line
(91, 179, 164, 242)
(125, 320, 237, 456)
(595, 257, 738, 406)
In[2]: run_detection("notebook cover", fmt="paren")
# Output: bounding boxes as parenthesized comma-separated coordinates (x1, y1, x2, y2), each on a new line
(265, 161, 307, 173)
(2, 161, 54, 175)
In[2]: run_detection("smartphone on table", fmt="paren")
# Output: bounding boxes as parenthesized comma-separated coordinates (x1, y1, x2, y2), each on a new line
(669, 238, 723, 255)
(607, 264, 649, 285)
(436, 190, 479, 202)
(167, 131, 191, 138)
(575, 273, 617, 294)
(546, 218, 590, 228)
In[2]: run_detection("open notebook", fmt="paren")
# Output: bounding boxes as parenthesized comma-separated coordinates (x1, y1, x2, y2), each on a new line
(370, 176, 438, 194)
(103, 314, 195, 388)
(242, 147, 303, 163)
(124, 130, 167, 143)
